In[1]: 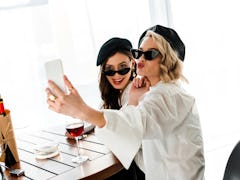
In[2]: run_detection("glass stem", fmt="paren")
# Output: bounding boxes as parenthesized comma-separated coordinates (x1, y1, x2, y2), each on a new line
(75, 137, 81, 157)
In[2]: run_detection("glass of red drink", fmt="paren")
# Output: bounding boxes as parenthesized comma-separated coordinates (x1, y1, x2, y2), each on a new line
(66, 121, 88, 163)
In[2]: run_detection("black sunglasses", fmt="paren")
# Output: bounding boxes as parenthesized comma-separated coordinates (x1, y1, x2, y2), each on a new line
(102, 67, 131, 76)
(130, 49, 160, 60)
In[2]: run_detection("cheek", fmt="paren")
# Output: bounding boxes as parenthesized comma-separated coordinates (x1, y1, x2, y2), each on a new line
(152, 64, 161, 76)
(122, 73, 131, 84)
(143, 62, 160, 76)
(125, 71, 132, 79)
(106, 76, 112, 83)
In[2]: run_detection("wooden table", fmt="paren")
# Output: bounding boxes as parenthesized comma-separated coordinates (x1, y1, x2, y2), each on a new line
(1, 125, 123, 179)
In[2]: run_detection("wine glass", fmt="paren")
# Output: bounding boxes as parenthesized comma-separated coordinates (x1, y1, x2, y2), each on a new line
(65, 121, 89, 163)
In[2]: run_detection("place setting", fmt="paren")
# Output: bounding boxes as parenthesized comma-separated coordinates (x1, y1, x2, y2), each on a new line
(34, 142, 60, 160)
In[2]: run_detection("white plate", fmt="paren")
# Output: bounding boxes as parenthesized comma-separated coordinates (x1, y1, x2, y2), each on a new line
(34, 142, 59, 154)
(35, 150, 59, 160)
(34, 142, 60, 159)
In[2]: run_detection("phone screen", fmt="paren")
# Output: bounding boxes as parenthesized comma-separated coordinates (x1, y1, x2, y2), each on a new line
(45, 59, 67, 95)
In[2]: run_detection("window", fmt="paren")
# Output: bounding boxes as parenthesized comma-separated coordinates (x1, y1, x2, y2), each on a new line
(0, 0, 153, 129)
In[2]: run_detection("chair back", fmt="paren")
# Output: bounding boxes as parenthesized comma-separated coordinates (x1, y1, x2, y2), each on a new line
(223, 141, 240, 180)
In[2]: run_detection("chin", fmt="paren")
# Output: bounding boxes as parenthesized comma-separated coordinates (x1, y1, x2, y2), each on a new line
(114, 84, 124, 90)
(137, 71, 144, 77)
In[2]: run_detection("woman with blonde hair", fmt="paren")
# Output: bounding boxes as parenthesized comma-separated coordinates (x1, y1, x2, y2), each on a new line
(46, 25, 205, 180)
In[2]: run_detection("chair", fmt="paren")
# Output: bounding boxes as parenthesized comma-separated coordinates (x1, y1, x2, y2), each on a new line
(223, 141, 240, 180)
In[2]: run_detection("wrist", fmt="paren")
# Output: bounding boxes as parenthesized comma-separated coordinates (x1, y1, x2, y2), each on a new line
(80, 104, 106, 128)
(127, 98, 138, 106)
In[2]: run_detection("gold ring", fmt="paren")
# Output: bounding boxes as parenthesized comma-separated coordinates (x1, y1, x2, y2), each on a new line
(49, 95, 56, 101)
(69, 86, 74, 91)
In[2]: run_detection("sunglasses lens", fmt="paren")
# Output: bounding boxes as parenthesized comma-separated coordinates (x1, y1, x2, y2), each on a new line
(131, 49, 160, 60)
(103, 68, 130, 76)
(103, 70, 115, 76)
(131, 49, 142, 59)
(118, 68, 130, 75)
(144, 50, 160, 60)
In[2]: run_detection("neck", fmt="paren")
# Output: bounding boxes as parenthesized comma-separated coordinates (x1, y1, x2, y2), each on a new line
(148, 76, 161, 86)
(121, 81, 131, 93)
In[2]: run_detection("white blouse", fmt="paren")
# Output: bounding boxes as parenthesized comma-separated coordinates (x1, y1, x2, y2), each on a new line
(120, 82, 131, 106)
(96, 81, 205, 180)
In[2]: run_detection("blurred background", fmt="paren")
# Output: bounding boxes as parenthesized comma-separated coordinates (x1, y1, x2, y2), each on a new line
(0, 0, 240, 179)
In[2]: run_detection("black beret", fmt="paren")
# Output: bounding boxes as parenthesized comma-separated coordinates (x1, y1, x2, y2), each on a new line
(96, 37, 132, 66)
(138, 25, 185, 61)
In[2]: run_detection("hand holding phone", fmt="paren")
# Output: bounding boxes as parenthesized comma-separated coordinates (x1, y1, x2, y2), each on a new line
(45, 59, 67, 96)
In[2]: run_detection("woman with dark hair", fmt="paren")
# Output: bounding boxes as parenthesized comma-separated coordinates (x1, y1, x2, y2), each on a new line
(66, 37, 144, 179)
(98, 37, 145, 180)
(66, 37, 136, 139)
(97, 37, 136, 110)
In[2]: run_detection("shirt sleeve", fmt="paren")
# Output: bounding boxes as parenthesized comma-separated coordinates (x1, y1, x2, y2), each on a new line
(95, 106, 144, 169)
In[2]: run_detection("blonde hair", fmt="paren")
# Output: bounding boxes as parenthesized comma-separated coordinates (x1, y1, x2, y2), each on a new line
(145, 31, 188, 83)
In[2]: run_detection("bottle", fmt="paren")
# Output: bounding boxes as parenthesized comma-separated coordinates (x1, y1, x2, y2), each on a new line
(0, 94, 6, 116)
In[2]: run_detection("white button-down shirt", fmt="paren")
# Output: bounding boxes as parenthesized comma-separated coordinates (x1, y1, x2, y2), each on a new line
(96, 81, 205, 180)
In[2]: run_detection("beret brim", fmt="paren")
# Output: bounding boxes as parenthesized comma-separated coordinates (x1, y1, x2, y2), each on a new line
(138, 25, 185, 61)
(96, 37, 132, 66)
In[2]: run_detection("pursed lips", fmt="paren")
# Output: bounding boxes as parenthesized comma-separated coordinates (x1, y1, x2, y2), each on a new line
(137, 62, 144, 69)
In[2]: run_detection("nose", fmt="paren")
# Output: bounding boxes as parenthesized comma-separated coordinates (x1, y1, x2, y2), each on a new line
(113, 72, 120, 76)
(137, 54, 145, 62)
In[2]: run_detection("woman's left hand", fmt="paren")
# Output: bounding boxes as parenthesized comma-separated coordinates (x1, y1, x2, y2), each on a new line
(128, 76, 151, 106)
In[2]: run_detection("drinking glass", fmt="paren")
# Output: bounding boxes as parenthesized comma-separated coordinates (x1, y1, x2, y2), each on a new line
(65, 121, 88, 163)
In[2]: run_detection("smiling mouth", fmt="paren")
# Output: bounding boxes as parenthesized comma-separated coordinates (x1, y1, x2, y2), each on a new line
(112, 78, 124, 85)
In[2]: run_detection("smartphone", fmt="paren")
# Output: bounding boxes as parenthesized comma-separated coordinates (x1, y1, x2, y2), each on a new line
(9, 169, 25, 176)
(44, 59, 67, 95)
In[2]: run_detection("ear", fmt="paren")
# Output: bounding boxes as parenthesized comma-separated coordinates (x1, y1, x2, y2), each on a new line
(131, 59, 136, 67)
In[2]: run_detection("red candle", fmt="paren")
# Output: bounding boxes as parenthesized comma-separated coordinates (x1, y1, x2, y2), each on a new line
(0, 95, 6, 116)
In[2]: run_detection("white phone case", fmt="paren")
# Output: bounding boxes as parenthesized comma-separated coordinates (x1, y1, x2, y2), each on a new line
(45, 59, 67, 95)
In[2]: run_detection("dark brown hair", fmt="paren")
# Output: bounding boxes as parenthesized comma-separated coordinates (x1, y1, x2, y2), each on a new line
(99, 50, 136, 109)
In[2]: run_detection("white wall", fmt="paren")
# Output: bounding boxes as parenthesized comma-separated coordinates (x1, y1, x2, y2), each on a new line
(171, 0, 240, 142)
(0, 0, 152, 129)
(171, 0, 240, 179)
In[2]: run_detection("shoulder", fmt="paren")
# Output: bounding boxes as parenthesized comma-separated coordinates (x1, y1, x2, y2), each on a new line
(143, 81, 196, 106)
(151, 81, 192, 96)
(139, 81, 197, 119)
